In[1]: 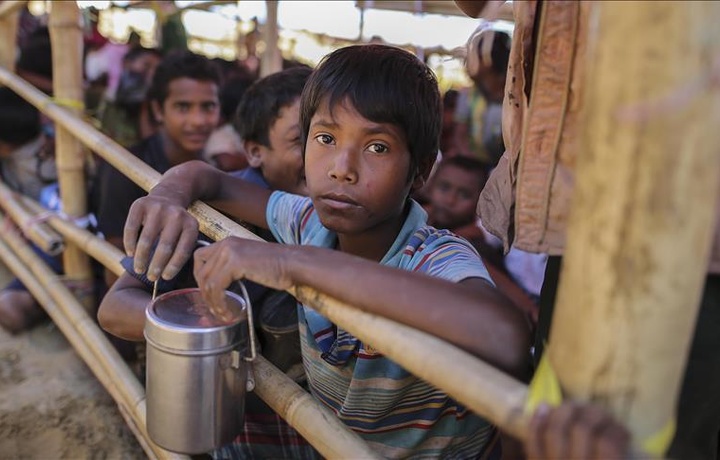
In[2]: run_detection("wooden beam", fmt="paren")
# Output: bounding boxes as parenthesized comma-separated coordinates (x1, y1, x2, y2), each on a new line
(48, 1, 94, 307)
(549, 1, 720, 455)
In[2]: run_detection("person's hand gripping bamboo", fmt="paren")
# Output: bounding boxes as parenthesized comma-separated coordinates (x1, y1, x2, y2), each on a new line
(123, 182, 200, 283)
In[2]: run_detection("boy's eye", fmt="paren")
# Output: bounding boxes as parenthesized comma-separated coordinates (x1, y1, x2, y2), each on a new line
(315, 134, 334, 145)
(367, 143, 388, 154)
(202, 102, 218, 112)
(175, 103, 190, 112)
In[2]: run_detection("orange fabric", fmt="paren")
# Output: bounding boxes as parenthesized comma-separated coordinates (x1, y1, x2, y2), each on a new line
(477, 0, 720, 272)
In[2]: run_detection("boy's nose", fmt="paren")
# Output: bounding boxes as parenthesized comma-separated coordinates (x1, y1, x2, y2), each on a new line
(328, 150, 358, 184)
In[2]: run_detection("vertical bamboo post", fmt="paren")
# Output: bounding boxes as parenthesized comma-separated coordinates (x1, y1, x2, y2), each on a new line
(260, 0, 281, 77)
(548, 1, 720, 455)
(48, 2, 94, 308)
(0, 2, 21, 71)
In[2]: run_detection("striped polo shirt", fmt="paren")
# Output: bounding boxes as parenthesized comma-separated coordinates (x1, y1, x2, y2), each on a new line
(267, 191, 500, 459)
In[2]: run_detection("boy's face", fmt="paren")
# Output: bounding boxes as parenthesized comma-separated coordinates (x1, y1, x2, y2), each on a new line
(305, 100, 419, 236)
(246, 99, 307, 195)
(428, 164, 483, 230)
(152, 77, 220, 156)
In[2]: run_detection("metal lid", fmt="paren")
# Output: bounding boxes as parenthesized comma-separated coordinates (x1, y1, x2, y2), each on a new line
(145, 288, 248, 354)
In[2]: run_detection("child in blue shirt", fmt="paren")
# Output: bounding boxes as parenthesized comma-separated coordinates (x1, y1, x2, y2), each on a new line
(123, 44, 531, 458)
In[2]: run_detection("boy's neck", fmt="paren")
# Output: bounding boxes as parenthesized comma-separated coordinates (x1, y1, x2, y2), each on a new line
(159, 130, 201, 166)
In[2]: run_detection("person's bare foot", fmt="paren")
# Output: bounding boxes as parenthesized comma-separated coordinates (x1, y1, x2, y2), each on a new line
(0, 289, 46, 334)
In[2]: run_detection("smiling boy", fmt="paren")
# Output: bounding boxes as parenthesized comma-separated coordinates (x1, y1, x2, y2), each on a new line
(123, 45, 529, 458)
(93, 50, 221, 285)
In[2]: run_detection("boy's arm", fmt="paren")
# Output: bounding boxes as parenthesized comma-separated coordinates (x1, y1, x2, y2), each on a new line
(192, 239, 532, 379)
(97, 272, 152, 341)
(124, 160, 272, 282)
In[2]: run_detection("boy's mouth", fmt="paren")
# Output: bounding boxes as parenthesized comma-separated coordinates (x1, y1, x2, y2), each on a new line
(319, 192, 360, 209)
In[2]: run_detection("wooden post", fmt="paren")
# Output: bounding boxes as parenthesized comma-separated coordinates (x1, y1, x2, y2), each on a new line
(48, 2, 94, 308)
(548, 1, 720, 454)
(0, 1, 23, 71)
(260, 0, 282, 77)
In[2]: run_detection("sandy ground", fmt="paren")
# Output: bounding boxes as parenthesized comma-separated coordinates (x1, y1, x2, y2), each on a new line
(0, 258, 145, 459)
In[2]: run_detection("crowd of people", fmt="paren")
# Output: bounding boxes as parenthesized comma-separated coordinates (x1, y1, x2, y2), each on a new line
(0, 2, 715, 460)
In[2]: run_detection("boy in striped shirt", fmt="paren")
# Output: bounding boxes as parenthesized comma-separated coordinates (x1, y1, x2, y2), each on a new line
(124, 44, 531, 458)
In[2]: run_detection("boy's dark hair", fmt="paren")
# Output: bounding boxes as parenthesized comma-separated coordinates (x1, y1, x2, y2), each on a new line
(443, 89, 460, 111)
(0, 87, 41, 146)
(122, 46, 162, 65)
(300, 44, 441, 181)
(436, 155, 487, 185)
(16, 27, 53, 80)
(234, 66, 312, 146)
(219, 74, 255, 122)
(146, 50, 222, 106)
(477, 30, 511, 75)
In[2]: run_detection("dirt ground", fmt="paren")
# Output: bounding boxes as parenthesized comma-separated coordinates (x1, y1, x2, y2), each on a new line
(0, 260, 145, 459)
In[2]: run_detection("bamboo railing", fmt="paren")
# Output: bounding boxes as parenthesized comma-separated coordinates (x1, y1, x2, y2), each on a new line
(0, 209, 186, 460)
(0, 180, 64, 256)
(0, 1, 21, 71)
(48, 2, 95, 309)
(0, 64, 532, 442)
(13, 190, 379, 459)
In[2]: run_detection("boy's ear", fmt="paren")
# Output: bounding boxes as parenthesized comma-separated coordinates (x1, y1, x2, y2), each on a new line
(150, 100, 163, 123)
(243, 139, 264, 168)
(411, 154, 437, 191)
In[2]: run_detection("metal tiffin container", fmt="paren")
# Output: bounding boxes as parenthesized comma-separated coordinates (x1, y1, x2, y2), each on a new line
(144, 285, 256, 454)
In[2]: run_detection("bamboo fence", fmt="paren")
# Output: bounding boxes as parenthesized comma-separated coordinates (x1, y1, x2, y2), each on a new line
(48, 2, 95, 309)
(0, 1, 21, 71)
(15, 191, 379, 458)
(0, 210, 185, 460)
(0, 180, 64, 256)
(0, 63, 533, 440)
(0, 0, 25, 21)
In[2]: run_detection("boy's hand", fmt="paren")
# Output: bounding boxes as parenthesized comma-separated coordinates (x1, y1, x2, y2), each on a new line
(123, 185, 199, 282)
(193, 238, 294, 319)
(526, 402, 631, 460)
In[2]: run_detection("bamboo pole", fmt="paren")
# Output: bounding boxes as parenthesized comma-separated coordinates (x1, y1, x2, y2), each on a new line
(0, 180, 64, 255)
(0, 66, 533, 441)
(0, 0, 25, 20)
(290, 285, 530, 439)
(260, 1, 282, 78)
(0, 212, 187, 460)
(19, 195, 124, 275)
(0, 1, 22, 71)
(48, 2, 94, 307)
(252, 356, 380, 458)
(548, 1, 720, 455)
(18, 194, 380, 458)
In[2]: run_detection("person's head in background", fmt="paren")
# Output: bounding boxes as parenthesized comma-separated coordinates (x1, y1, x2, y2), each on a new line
(428, 156, 487, 231)
(465, 27, 511, 103)
(441, 89, 460, 156)
(0, 87, 41, 157)
(16, 27, 53, 95)
(114, 46, 163, 113)
(300, 44, 441, 238)
(203, 71, 256, 172)
(234, 65, 312, 195)
(146, 50, 222, 165)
